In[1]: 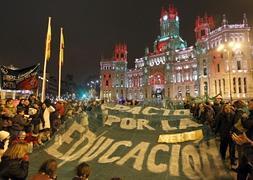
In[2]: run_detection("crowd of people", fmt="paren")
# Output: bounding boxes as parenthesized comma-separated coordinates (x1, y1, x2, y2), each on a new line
(1, 93, 253, 179)
(189, 96, 253, 180)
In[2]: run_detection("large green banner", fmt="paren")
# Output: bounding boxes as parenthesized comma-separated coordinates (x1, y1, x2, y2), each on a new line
(29, 105, 232, 180)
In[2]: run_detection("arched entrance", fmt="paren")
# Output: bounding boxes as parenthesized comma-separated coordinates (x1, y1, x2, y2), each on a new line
(149, 71, 165, 99)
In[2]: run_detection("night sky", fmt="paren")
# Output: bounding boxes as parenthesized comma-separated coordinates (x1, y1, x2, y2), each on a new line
(0, 0, 252, 83)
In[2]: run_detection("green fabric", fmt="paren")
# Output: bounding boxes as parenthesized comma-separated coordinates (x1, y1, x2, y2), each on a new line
(29, 105, 232, 180)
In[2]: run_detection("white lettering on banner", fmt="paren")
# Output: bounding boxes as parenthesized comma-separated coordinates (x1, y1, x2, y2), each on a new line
(79, 138, 114, 162)
(45, 132, 229, 178)
(169, 145, 181, 176)
(142, 107, 160, 115)
(106, 117, 155, 131)
(179, 118, 202, 129)
(182, 145, 203, 179)
(161, 120, 177, 131)
(120, 118, 136, 130)
(116, 142, 150, 171)
(98, 141, 132, 163)
(45, 121, 86, 158)
(104, 105, 191, 116)
(147, 144, 169, 173)
(105, 115, 121, 126)
(200, 139, 228, 177)
(137, 119, 155, 131)
(126, 106, 142, 115)
(161, 108, 171, 116)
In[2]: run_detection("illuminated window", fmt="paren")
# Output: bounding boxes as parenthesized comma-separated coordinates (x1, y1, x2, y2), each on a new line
(237, 61, 241, 70)
(223, 79, 225, 94)
(204, 82, 208, 94)
(233, 77, 236, 93)
(244, 78, 247, 93)
(215, 80, 217, 95)
(219, 79, 222, 94)
(238, 78, 242, 93)
(203, 68, 207, 76)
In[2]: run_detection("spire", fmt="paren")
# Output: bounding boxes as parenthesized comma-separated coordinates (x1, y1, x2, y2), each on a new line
(168, 4, 178, 20)
(222, 14, 228, 26)
(243, 13, 248, 26)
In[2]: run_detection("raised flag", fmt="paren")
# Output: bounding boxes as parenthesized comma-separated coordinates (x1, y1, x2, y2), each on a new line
(45, 17, 52, 61)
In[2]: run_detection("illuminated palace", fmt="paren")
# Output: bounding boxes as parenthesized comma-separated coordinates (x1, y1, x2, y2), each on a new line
(100, 4, 253, 102)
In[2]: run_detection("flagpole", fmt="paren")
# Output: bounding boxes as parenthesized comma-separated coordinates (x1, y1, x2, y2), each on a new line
(58, 57, 62, 99)
(41, 17, 51, 102)
(41, 47, 48, 102)
(58, 27, 64, 99)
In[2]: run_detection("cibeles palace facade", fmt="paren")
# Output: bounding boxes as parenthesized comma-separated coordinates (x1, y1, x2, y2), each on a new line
(100, 4, 253, 102)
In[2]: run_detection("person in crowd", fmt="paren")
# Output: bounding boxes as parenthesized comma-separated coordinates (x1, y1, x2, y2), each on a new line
(215, 103, 236, 166)
(80, 111, 89, 134)
(232, 99, 253, 180)
(17, 98, 25, 112)
(39, 99, 55, 143)
(10, 107, 31, 139)
(213, 95, 223, 118)
(0, 142, 29, 180)
(72, 162, 91, 180)
(23, 99, 30, 115)
(30, 159, 58, 180)
(1, 115, 13, 132)
(3, 98, 16, 118)
(0, 130, 10, 160)
(197, 103, 215, 128)
(30, 101, 42, 136)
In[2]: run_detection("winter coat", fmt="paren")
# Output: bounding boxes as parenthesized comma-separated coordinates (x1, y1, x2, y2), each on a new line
(215, 111, 235, 137)
(11, 115, 30, 131)
(31, 108, 42, 126)
(30, 173, 52, 180)
(0, 156, 29, 180)
(40, 106, 55, 130)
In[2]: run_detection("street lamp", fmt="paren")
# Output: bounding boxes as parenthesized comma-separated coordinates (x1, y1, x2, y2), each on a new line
(217, 42, 241, 101)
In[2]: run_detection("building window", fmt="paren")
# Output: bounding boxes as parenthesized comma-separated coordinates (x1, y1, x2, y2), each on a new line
(237, 61, 241, 70)
(244, 77, 247, 93)
(233, 77, 236, 93)
(238, 78, 242, 93)
(109, 74, 111, 78)
(223, 79, 225, 95)
(203, 59, 206, 66)
(204, 82, 208, 94)
(193, 71, 197, 81)
(215, 80, 217, 95)
(177, 73, 181, 83)
(219, 79, 222, 94)
(106, 80, 109, 86)
(104, 74, 106, 78)
(217, 64, 220, 73)
(203, 67, 207, 76)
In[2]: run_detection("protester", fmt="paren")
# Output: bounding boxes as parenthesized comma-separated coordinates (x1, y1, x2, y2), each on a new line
(38, 99, 55, 144)
(0, 130, 10, 160)
(232, 99, 253, 180)
(215, 103, 236, 166)
(0, 142, 29, 180)
(72, 162, 91, 180)
(30, 159, 58, 180)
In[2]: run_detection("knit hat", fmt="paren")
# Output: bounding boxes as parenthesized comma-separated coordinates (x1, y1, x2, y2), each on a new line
(0, 130, 10, 140)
